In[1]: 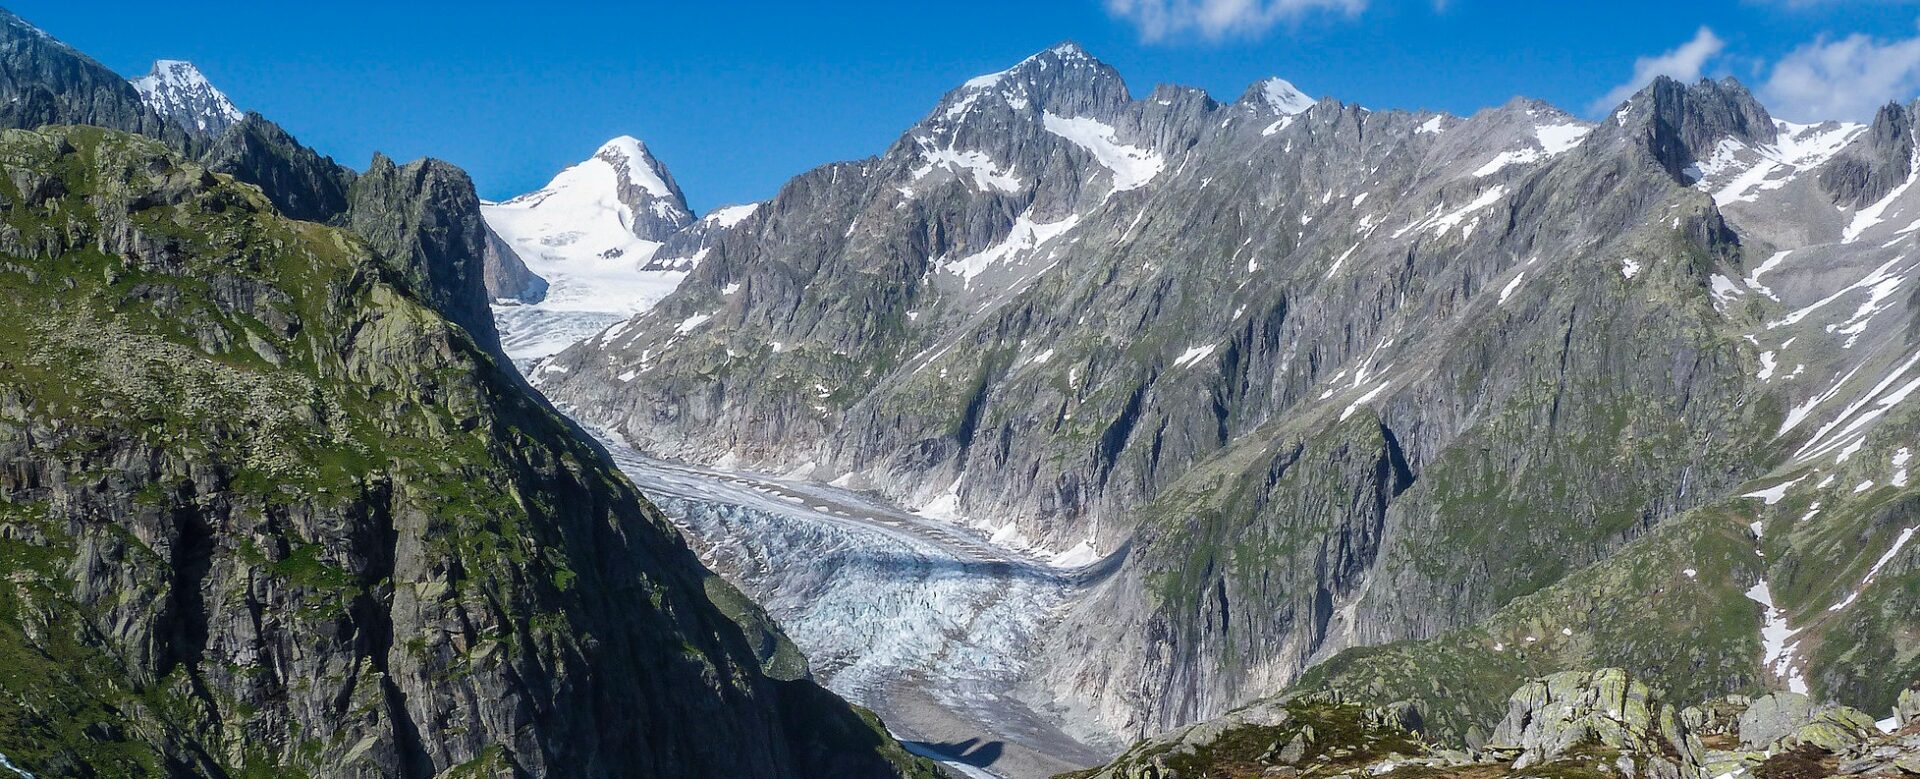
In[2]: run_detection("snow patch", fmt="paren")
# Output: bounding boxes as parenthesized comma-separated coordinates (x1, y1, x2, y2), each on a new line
(913, 145, 1024, 193)
(1173, 344, 1218, 369)
(1340, 381, 1391, 421)
(1255, 77, 1314, 115)
(1535, 122, 1592, 155)
(1042, 112, 1165, 191)
(702, 202, 761, 228)
(941, 212, 1081, 285)
(1744, 580, 1808, 694)
(1498, 273, 1527, 304)
(1830, 526, 1917, 611)
(1742, 475, 1806, 505)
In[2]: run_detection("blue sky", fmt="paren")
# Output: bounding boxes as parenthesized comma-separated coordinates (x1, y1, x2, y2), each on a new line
(12, 1, 1919, 212)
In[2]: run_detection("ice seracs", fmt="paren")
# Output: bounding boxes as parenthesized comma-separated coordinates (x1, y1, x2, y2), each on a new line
(130, 59, 241, 137)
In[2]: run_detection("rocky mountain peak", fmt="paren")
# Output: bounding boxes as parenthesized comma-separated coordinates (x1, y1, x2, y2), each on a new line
(1238, 76, 1315, 115)
(131, 58, 241, 138)
(932, 41, 1131, 126)
(1605, 75, 1778, 182)
(1819, 100, 1916, 207)
(496, 134, 694, 242)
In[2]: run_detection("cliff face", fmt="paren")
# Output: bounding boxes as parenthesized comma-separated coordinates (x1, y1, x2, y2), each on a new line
(0, 125, 938, 779)
(347, 153, 507, 355)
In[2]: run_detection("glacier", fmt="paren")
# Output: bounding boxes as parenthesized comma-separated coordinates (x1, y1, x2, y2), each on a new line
(591, 432, 1113, 778)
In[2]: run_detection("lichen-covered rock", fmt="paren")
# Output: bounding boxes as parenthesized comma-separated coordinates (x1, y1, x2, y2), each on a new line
(1772, 704, 1879, 753)
(1060, 695, 1431, 779)
(1740, 693, 1820, 750)
(1483, 669, 1700, 778)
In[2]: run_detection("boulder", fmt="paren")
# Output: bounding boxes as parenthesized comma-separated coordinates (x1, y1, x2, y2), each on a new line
(1485, 668, 1701, 778)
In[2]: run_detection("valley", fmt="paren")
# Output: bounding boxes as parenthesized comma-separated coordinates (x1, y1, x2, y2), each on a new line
(588, 429, 1116, 778)
(3, 4, 1920, 778)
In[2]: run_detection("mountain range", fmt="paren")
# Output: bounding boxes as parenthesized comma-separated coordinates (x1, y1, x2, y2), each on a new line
(1, 5, 1919, 779)
(523, 37, 1920, 770)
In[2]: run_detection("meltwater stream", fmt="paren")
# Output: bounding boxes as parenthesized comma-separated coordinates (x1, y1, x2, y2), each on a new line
(593, 434, 1117, 778)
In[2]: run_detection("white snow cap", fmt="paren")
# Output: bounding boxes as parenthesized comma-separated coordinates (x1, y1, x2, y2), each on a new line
(131, 59, 242, 132)
(1256, 77, 1314, 115)
(592, 135, 677, 200)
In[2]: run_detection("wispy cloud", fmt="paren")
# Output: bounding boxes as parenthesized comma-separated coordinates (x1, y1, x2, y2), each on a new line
(1590, 27, 1727, 114)
(1760, 29, 1920, 121)
(1104, 0, 1367, 42)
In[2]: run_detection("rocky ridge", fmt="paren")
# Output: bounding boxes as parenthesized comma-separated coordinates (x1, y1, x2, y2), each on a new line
(1067, 669, 1920, 779)
(0, 9, 941, 778)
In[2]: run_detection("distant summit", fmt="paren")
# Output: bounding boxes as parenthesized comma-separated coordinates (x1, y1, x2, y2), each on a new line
(131, 59, 241, 137)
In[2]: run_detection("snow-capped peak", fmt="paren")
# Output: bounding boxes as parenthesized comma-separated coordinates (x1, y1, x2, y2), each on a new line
(592, 135, 678, 201)
(483, 135, 701, 361)
(1255, 77, 1314, 115)
(131, 59, 241, 136)
(500, 135, 693, 233)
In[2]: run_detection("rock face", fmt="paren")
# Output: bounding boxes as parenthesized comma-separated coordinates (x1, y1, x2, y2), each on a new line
(200, 112, 355, 222)
(0, 125, 939, 779)
(483, 222, 546, 302)
(348, 153, 507, 355)
(1822, 102, 1916, 208)
(130, 59, 241, 138)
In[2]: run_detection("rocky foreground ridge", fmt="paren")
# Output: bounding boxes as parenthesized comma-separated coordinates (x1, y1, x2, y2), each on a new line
(1067, 668, 1920, 779)
(0, 8, 941, 778)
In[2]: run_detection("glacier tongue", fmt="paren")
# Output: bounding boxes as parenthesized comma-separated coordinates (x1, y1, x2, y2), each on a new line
(593, 435, 1113, 778)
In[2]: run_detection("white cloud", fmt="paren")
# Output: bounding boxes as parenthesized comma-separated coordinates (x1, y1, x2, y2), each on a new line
(1105, 0, 1367, 42)
(1590, 27, 1727, 114)
(1760, 30, 1920, 121)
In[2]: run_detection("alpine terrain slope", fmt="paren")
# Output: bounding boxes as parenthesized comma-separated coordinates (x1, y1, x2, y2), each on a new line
(526, 41, 1920, 777)
(0, 8, 943, 778)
